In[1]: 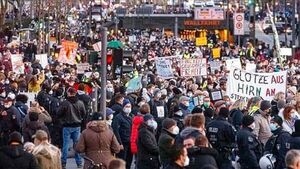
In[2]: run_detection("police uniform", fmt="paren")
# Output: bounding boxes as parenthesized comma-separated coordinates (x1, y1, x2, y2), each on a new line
(237, 116, 263, 169)
(206, 116, 236, 169)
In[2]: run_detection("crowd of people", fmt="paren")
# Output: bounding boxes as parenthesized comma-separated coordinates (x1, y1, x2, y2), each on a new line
(1, 25, 300, 169)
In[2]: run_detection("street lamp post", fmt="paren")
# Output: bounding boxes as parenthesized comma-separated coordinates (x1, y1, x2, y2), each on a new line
(100, 27, 107, 119)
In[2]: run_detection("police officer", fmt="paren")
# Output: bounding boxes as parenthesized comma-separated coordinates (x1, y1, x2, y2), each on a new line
(288, 120, 300, 150)
(264, 116, 291, 169)
(206, 107, 236, 169)
(237, 115, 263, 169)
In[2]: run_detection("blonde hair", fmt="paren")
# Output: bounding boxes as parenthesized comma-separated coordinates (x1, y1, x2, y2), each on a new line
(231, 99, 247, 111)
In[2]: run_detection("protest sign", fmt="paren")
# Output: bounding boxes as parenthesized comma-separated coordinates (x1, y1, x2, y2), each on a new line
(209, 61, 221, 73)
(227, 68, 287, 101)
(77, 63, 90, 74)
(126, 76, 142, 93)
(196, 37, 207, 46)
(35, 54, 48, 69)
(93, 42, 102, 52)
(11, 54, 24, 74)
(212, 48, 221, 59)
(58, 47, 77, 65)
(180, 59, 207, 77)
(225, 58, 241, 69)
(155, 58, 174, 79)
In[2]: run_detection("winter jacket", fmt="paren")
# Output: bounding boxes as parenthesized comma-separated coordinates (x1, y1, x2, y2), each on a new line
(237, 127, 263, 169)
(137, 123, 160, 169)
(187, 146, 219, 169)
(22, 121, 49, 143)
(76, 121, 121, 169)
(130, 114, 144, 154)
(288, 132, 300, 150)
(32, 142, 62, 169)
(23, 110, 52, 130)
(57, 96, 86, 127)
(76, 92, 92, 115)
(14, 101, 28, 119)
(28, 72, 45, 92)
(158, 129, 176, 166)
(0, 144, 39, 169)
(164, 162, 184, 169)
(264, 127, 290, 169)
(112, 112, 133, 145)
(179, 103, 191, 117)
(0, 106, 22, 133)
(253, 111, 272, 145)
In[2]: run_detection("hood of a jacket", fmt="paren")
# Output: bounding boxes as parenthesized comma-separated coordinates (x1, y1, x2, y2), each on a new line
(132, 115, 144, 125)
(67, 96, 79, 103)
(87, 121, 108, 133)
(1, 145, 26, 158)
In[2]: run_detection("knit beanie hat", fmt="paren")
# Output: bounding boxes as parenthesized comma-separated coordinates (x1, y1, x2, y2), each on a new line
(242, 115, 255, 127)
(162, 118, 177, 129)
(260, 100, 271, 111)
(143, 114, 154, 122)
(123, 99, 131, 107)
(219, 107, 230, 117)
(271, 115, 283, 126)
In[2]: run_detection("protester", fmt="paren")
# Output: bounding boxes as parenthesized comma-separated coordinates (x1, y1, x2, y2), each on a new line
(32, 130, 62, 169)
(76, 112, 121, 169)
(112, 99, 133, 169)
(137, 114, 160, 169)
(0, 131, 39, 169)
(164, 145, 189, 169)
(253, 100, 272, 145)
(57, 87, 86, 168)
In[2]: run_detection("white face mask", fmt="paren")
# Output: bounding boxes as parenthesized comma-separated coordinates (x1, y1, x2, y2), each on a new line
(249, 122, 256, 130)
(147, 120, 158, 130)
(171, 126, 180, 135)
(184, 156, 190, 166)
(123, 108, 131, 114)
(106, 120, 113, 126)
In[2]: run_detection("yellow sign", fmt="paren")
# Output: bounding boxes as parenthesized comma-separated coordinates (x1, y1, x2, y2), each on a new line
(196, 37, 207, 46)
(212, 48, 221, 59)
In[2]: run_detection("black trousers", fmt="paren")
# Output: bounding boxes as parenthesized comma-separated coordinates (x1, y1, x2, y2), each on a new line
(117, 143, 133, 169)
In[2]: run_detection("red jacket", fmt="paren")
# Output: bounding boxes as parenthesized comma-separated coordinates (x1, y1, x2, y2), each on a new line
(130, 115, 144, 154)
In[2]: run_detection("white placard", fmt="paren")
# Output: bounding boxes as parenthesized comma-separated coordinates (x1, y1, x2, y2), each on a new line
(11, 54, 24, 74)
(156, 106, 165, 118)
(155, 58, 174, 79)
(226, 59, 241, 70)
(35, 54, 48, 69)
(227, 67, 287, 101)
(93, 42, 102, 52)
(180, 58, 207, 77)
(280, 48, 292, 56)
(77, 63, 90, 74)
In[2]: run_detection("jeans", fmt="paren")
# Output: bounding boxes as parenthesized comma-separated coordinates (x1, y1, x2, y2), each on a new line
(61, 127, 82, 165)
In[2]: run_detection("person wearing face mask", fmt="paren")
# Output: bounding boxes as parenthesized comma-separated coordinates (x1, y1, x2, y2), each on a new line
(201, 96, 214, 112)
(206, 107, 236, 169)
(164, 145, 189, 169)
(76, 83, 92, 130)
(112, 99, 133, 169)
(158, 118, 179, 167)
(253, 100, 273, 146)
(136, 114, 160, 169)
(264, 116, 291, 169)
(178, 96, 191, 117)
(237, 115, 263, 169)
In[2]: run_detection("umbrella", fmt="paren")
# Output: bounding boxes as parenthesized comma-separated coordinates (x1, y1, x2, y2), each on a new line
(107, 40, 123, 49)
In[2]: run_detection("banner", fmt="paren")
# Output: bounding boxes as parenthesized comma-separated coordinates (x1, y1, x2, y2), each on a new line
(155, 58, 174, 79)
(246, 63, 257, 72)
(227, 68, 287, 101)
(77, 63, 91, 74)
(11, 54, 24, 74)
(58, 47, 77, 65)
(35, 54, 48, 69)
(180, 59, 207, 77)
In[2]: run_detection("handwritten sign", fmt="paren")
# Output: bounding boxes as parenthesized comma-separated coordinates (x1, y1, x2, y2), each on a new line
(77, 63, 90, 74)
(227, 68, 287, 101)
(155, 58, 174, 79)
(180, 59, 207, 77)
(11, 54, 24, 74)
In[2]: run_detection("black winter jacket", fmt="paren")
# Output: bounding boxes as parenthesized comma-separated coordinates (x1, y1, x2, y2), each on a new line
(112, 112, 132, 144)
(0, 144, 39, 169)
(57, 96, 86, 127)
(187, 146, 219, 169)
(288, 132, 300, 150)
(158, 129, 177, 166)
(137, 123, 160, 169)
